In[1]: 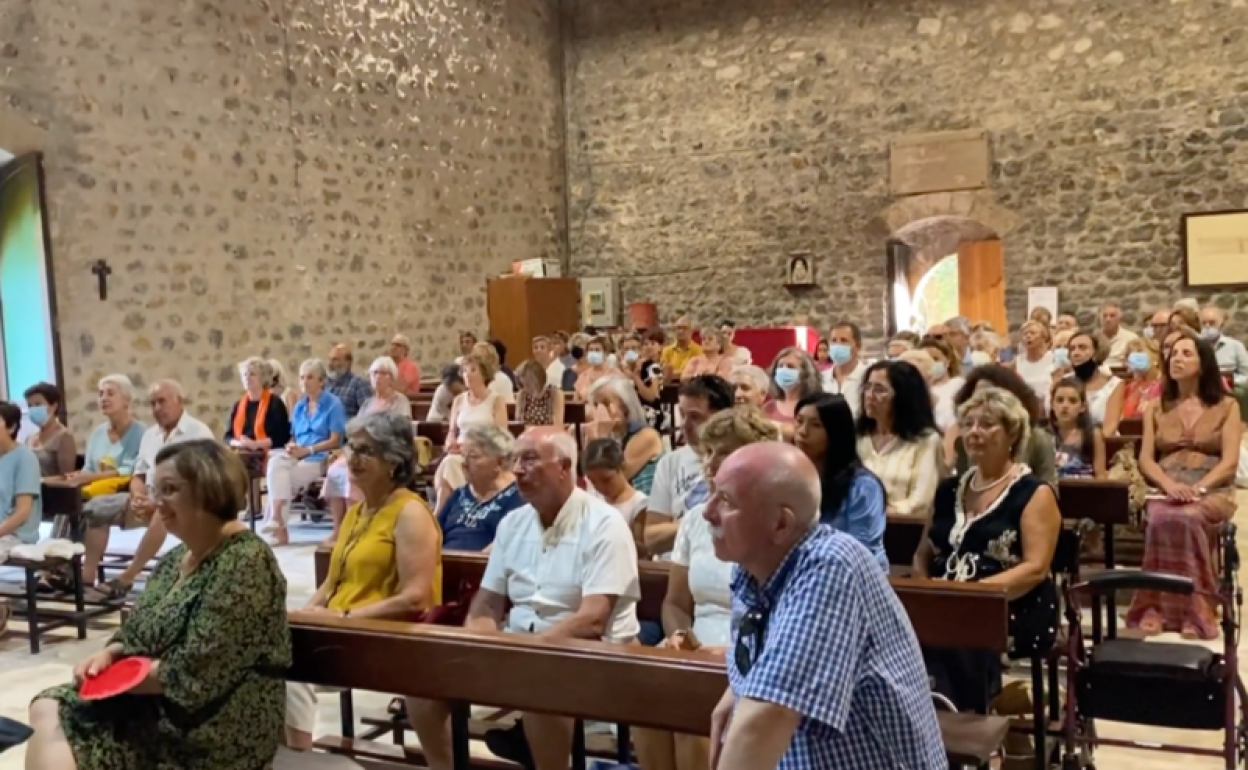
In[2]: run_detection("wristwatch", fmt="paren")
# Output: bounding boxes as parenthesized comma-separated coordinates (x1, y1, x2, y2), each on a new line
(341, 609, 351, 619)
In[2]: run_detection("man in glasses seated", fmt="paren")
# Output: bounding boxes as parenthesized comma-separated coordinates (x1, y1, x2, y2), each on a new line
(705, 443, 944, 770)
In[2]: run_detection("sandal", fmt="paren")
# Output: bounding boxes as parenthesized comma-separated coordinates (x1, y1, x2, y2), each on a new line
(94, 579, 132, 602)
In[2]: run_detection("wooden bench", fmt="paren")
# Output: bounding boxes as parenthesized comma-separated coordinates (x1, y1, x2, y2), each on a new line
(883, 514, 925, 570)
(41, 478, 90, 541)
(1116, 416, 1144, 437)
(1, 554, 120, 654)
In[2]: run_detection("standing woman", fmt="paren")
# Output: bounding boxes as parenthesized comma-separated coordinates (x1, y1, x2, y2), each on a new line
(1126, 331, 1240, 640)
(856, 360, 945, 517)
(287, 411, 442, 750)
(761, 346, 822, 438)
(792, 393, 888, 571)
(22, 382, 77, 477)
(515, 359, 564, 429)
(27, 440, 290, 770)
(434, 354, 509, 511)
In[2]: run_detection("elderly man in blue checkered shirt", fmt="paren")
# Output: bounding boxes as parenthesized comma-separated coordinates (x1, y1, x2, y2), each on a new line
(706, 442, 946, 770)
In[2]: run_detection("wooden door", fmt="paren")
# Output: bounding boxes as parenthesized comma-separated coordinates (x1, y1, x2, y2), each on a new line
(957, 240, 1007, 332)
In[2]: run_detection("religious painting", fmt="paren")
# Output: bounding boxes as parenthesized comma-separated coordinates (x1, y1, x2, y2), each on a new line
(1182, 209, 1248, 288)
(786, 252, 814, 287)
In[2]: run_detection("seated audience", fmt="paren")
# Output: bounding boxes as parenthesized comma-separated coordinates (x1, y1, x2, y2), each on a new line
(265, 359, 347, 546)
(1014, 319, 1055, 410)
(0, 401, 41, 562)
(913, 386, 1060, 713)
(821, 322, 868, 417)
(1120, 337, 1163, 421)
(454, 331, 478, 365)
(1145, 308, 1172, 341)
(762, 346, 821, 436)
(322, 356, 413, 545)
(886, 334, 915, 359)
(437, 425, 522, 552)
(574, 335, 617, 401)
(1127, 331, 1240, 640)
(856, 361, 944, 517)
(491, 339, 516, 385)
(948, 365, 1058, 484)
(1099, 302, 1137, 369)
(426, 365, 465, 423)
(1055, 313, 1079, 333)
(532, 335, 568, 393)
(719, 319, 752, 365)
(659, 316, 702, 380)
(633, 405, 777, 770)
(515, 359, 563, 428)
(1064, 332, 1124, 435)
(1030, 306, 1053, 329)
(919, 336, 965, 432)
(27, 440, 289, 770)
(325, 344, 372, 418)
(388, 333, 423, 397)
(967, 329, 1002, 369)
(287, 412, 441, 750)
(621, 333, 664, 431)
(226, 357, 293, 455)
(793, 393, 888, 571)
(681, 328, 734, 381)
(22, 382, 77, 477)
(1200, 305, 1248, 390)
(646, 376, 734, 557)
(727, 364, 768, 408)
(83, 380, 214, 598)
(1050, 377, 1106, 479)
(587, 377, 664, 495)
(1050, 329, 1074, 378)
(813, 339, 832, 372)
(897, 348, 936, 382)
(407, 428, 640, 770)
(434, 354, 509, 509)
(584, 438, 648, 543)
(268, 358, 300, 415)
(707, 442, 945, 769)
(70, 375, 146, 502)
(1170, 305, 1200, 333)
(473, 341, 515, 403)
(933, 315, 972, 368)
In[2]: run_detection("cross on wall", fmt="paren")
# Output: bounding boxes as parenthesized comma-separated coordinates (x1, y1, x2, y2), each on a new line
(91, 259, 111, 300)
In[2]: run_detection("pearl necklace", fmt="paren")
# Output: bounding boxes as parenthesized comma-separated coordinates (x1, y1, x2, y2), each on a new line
(968, 463, 1018, 494)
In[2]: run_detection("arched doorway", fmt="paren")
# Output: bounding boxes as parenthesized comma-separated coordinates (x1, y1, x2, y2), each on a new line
(886, 215, 1004, 335)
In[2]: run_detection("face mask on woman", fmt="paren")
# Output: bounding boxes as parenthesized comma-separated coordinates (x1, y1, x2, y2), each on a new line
(929, 362, 947, 380)
(773, 366, 800, 390)
(623, 350, 639, 363)
(27, 406, 49, 427)
(1126, 352, 1151, 373)
(1052, 347, 1070, 368)
(586, 351, 605, 366)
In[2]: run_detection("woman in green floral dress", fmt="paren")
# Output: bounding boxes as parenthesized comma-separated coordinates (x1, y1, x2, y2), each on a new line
(25, 439, 290, 770)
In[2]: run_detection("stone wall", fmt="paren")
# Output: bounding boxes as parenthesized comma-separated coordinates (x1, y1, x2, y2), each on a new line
(1, 0, 564, 432)
(564, 0, 1248, 345)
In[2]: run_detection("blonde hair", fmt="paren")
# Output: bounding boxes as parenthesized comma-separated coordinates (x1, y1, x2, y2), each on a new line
(515, 359, 547, 389)
(898, 349, 936, 380)
(956, 386, 1032, 462)
(462, 352, 498, 384)
(471, 341, 501, 369)
(1020, 320, 1051, 344)
(698, 406, 781, 458)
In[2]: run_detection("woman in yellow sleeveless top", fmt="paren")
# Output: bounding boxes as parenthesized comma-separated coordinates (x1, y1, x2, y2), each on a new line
(286, 412, 443, 750)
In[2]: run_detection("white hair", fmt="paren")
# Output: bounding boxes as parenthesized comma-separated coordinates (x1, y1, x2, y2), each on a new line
(969, 330, 1002, 353)
(730, 364, 770, 393)
(238, 357, 268, 381)
(588, 376, 647, 429)
(299, 358, 329, 381)
(547, 431, 579, 469)
(98, 374, 135, 402)
(461, 424, 516, 459)
(945, 316, 972, 335)
(150, 379, 186, 400)
(368, 356, 400, 379)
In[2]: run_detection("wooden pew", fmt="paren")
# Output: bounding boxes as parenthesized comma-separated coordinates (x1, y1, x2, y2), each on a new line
(1056, 478, 1133, 636)
(883, 514, 925, 571)
(41, 477, 90, 540)
(1116, 417, 1144, 437)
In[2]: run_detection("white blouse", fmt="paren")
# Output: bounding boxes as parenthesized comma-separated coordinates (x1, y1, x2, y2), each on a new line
(1016, 352, 1056, 411)
(857, 429, 946, 517)
(1087, 377, 1123, 427)
(931, 377, 965, 432)
(671, 504, 734, 646)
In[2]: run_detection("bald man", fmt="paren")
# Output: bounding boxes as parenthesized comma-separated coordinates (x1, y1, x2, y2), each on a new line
(707, 443, 944, 770)
(660, 316, 702, 379)
(326, 343, 372, 418)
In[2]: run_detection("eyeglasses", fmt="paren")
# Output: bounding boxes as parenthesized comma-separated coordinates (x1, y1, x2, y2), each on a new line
(930, 334, 944, 341)
(734, 606, 769, 676)
(344, 443, 379, 459)
(147, 482, 184, 501)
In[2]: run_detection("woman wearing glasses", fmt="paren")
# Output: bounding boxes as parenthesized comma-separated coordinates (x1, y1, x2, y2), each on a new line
(912, 386, 1061, 714)
(285, 411, 442, 751)
(856, 360, 945, 517)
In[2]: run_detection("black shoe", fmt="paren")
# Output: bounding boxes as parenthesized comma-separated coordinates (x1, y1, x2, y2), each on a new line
(0, 716, 33, 753)
(484, 721, 534, 770)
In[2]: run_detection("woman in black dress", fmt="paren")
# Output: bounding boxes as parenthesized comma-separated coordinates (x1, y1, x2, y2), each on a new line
(912, 385, 1061, 713)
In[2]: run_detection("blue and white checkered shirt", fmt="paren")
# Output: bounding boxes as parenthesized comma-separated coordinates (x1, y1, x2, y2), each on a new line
(728, 526, 946, 770)
(327, 371, 373, 418)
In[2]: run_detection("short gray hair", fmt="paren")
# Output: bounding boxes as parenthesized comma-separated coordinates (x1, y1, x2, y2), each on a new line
(730, 364, 769, 393)
(238, 357, 269, 383)
(460, 424, 515, 459)
(346, 411, 419, 486)
(368, 356, 400, 379)
(98, 374, 135, 402)
(945, 316, 972, 335)
(299, 358, 328, 382)
(547, 431, 578, 470)
(150, 379, 186, 401)
(589, 376, 647, 430)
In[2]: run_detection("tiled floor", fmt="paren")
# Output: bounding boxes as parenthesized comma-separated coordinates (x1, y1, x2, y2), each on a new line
(2, 507, 1247, 770)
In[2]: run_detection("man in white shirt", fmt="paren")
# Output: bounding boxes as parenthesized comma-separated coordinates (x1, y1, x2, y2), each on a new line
(645, 376, 734, 557)
(1098, 302, 1138, 369)
(407, 427, 640, 770)
(1200, 306, 1248, 388)
(720, 319, 753, 366)
(86, 379, 214, 597)
(821, 322, 868, 418)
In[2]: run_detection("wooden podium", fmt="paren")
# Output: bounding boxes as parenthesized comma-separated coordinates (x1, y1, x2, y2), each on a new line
(486, 276, 580, 367)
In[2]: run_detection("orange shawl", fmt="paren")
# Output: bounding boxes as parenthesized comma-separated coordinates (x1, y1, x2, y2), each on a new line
(233, 389, 270, 441)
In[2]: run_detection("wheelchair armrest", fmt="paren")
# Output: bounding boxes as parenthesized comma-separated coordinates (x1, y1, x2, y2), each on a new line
(1072, 570, 1194, 597)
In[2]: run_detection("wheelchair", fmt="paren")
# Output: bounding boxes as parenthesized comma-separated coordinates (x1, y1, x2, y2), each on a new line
(1059, 522, 1247, 769)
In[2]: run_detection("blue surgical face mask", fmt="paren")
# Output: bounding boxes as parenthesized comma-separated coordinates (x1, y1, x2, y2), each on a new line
(587, 351, 605, 366)
(623, 350, 639, 363)
(929, 362, 947, 380)
(1201, 325, 1221, 341)
(1126, 351, 1151, 373)
(829, 343, 853, 366)
(774, 366, 800, 390)
(1052, 347, 1070, 367)
(27, 405, 49, 427)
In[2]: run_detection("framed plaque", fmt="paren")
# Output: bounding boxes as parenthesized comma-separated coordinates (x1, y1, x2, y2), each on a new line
(1182, 209, 1248, 288)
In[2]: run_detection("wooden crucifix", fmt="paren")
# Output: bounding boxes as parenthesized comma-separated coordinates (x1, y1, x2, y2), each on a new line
(91, 259, 112, 300)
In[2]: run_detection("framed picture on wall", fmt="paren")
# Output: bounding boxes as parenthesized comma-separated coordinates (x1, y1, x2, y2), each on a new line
(1181, 209, 1248, 288)
(785, 251, 815, 287)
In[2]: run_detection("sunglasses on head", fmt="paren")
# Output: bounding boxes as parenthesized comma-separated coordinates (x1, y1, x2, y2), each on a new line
(734, 606, 769, 676)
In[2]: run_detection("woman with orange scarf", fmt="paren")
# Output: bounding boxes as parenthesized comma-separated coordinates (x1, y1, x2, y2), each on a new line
(225, 358, 292, 475)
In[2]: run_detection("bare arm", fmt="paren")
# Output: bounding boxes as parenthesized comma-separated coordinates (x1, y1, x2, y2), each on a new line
(909, 516, 934, 579)
(349, 500, 441, 620)
(1137, 402, 1170, 490)
(633, 368, 660, 402)
(0, 494, 33, 538)
(492, 395, 509, 429)
(643, 512, 679, 556)
(464, 588, 508, 632)
(538, 594, 617, 641)
(660, 563, 695, 637)
(621, 428, 662, 480)
(716, 698, 801, 770)
(56, 433, 79, 475)
(1092, 428, 1107, 479)
(551, 389, 565, 429)
(980, 483, 1060, 592)
(1102, 380, 1125, 437)
(1195, 399, 1242, 491)
(445, 397, 462, 449)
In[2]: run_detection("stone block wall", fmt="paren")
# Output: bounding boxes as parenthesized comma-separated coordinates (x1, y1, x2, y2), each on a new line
(1, 0, 564, 433)
(564, 0, 1248, 346)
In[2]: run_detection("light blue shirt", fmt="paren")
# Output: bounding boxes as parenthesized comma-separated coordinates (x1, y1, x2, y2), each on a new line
(0, 445, 43, 544)
(291, 390, 347, 462)
(1213, 336, 1248, 388)
(83, 420, 146, 476)
(820, 469, 889, 573)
